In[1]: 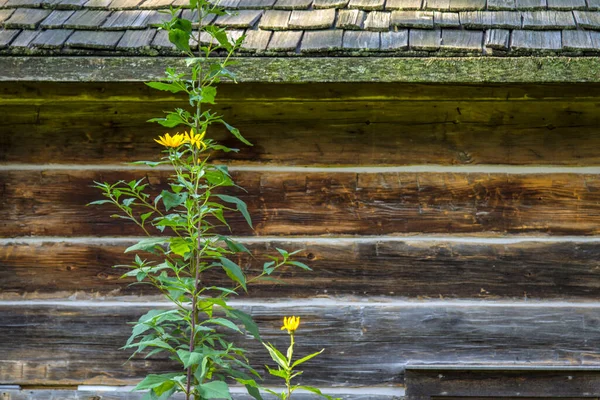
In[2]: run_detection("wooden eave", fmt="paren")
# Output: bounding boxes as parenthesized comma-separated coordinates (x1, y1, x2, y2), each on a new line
(2, 55, 600, 82)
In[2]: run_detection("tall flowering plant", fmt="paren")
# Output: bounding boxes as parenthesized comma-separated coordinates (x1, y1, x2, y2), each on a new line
(89, 0, 315, 399)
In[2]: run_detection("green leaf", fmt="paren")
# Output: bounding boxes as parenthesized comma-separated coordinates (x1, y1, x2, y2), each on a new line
(134, 373, 182, 390)
(265, 365, 287, 379)
(145, 81, 185, 93)
(169, 28, 191, 53)
(286, 260, 312, 271)
(263, 342, 288, 370)
(291, 349, 324, 368)
(205, 317, 241, 334)
(219, 257, 246, 291)
(140, 212, 153, 224)
(87, 200, 112, 206)
(125, 238, 167, 254)
(161, 190, 187, 211)
(205, 169, 234, 186)
(177, 349, 205, 369)
(226, 308, 260, 341)
(222, 121, 252, 146)
(197, 381, 232, 400)
(215, 194, 252, 228)
(220, 237, 250, 254)
(294, 385, 340, 400)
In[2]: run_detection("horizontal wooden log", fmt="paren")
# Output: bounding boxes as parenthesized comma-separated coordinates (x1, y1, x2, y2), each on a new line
(2, 99, 600, 165)
(3, 239, 600, 300)
(1, 302, 599, 386)
(3, 82, 600, 103)
(0, 389, 403, 400)
(3, 170, 600, 236)
(405, 368, 600, 399)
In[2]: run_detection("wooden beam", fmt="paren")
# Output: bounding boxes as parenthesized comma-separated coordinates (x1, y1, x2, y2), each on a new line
(2, 99, 600, 166)
(2, 57, 600, 83)
(405, 367, 600, 399)
(0, 389, 403, 400)
(0, 301, 599, 386)
(2, 238, 600, 300)
(3, 170, 600, 236)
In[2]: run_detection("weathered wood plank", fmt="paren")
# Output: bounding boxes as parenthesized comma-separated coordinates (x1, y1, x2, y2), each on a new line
(3, 98, 600, 165)
(5, 82, 600, 103)
(3, 239, 600, 300)
(405, 368, 600, 399)
(1, 302, 599, 386)
(4, 170, 600, 237)
(0, 389, 403, 400)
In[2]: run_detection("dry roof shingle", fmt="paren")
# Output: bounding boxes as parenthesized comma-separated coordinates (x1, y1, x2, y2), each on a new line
(522, 11, 576, 29)
(515, 0, 546, 10)
(84, 0, 112, 8)
(259, 9, 290, 29)
(0, 28, 19, 47)
(424, 0, 449, 10)
(409, 27, 440, 49)
(102, 9, 151, 29)
(3, 8, 50, 28)
(63, 9, 111, 28)
(511, 29, 561, 50)
(385, 0, 422, 9)
(562, 29, 600, 50)
(380, 29, 408, 49)
(300, 29, 342, 51)
(364, 10, 390, 30)
(267, 29, 301, 49)
(391, 10, 434, 27)
(4, 0, 43, 8)
(66, 28, 123, 47)
(441, 28, 483, 50)
(139, 0, 172, 9)
(313, 0, 349, 8)
(337, 8, 365, 28)
(242, 28, 271, 50)
(460, 11, 522, 29)
(237, 0, 276, 8)
(10, 28, 38, 46)
(116, 27, 155, 48)
(348, 0, 384, 10)
(588, 0, 600, 10)
(433, 11, 459, 26)
(0, 9, 14, 23)
(573, 10, 600, 29)
(484, 27, 510, 48)
(547, 0, 585, 9)
(53, 0, 88, 9)
(487, 0, 516, 10)
(215, 9, 262, 27)
(273, 0, 312, 9)
(289, 8, 335, 28)
(31, 28, 72, 47)
(448, 0, 485, 10)
(108, 0, 143, 8)
(343, 29, 380, 49)
(40, 10, 75, 28)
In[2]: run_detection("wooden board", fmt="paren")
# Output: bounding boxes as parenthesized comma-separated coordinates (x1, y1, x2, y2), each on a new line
(3, 170, 600, 237)
(3, 239, 600, 300)
(0, 390, 403, 400)
(1, 302, 599, 386)
(2, 98, 600, 165)
(405, 368, 600, 399)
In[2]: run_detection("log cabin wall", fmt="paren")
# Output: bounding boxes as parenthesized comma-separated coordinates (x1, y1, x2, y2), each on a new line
(2, 80, 600, 399)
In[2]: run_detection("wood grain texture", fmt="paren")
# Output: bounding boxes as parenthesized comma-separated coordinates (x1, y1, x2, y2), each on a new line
(2, 97, 600, 165)
(0, 390, 403, 400)
(1, 302, 599, 386)
(3, 170, 600, 237)
(3, 239, 600, 300)
(405, 368, 600, 399)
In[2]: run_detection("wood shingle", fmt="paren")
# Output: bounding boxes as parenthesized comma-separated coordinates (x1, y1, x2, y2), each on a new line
(380, 28, 408, 48)
(337, 8, 366, 28)
(484, 27, 510, 48)
(273, 0, 312, 9)
(409, 27, 440, 49)
(267, 29, 301, 49)
(364, 10, 390, 30)
(433, 11, 460, 27)
(242, 28, 271, 50)
(573, 10, 600, 29)
(300, 29, 343, 51)
(313, 0, 349, 8)
(562, 29, 600, 50)
(343, 29, 380, 49)
(31, 28, 73, 47)
(40, 10, 75, 28)
(214, 9, 262, 27)
(289, 8, 335, 28)
(63, 9, 111, 28)
(348, 0, 384, 10)
(511, 29, 562, 50)
(258, 9, 291, 29)
(391, 10, 434, 28)
(115, 27, 155, 48)
(65, 28, 123, 47)
(460, 11, 522, 29)
(101, 9, 151, 29)
(3, 8, 50, 28)
(487, 0, 516, 9)
(441, 28, 483, 50)
(385, 0, 423, 9)
(0, 28, 18, 47)
(522, 11, 576, 29)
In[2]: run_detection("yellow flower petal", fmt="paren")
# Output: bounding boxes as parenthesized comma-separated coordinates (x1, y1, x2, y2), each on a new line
(155, 133, 185, 148)
(281, 316, 300, 333)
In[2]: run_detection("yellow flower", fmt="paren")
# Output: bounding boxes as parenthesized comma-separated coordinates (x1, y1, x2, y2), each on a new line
(155, 133, 185, 148)
(281, 316, 300, 334)
(184, 129, 207, 150)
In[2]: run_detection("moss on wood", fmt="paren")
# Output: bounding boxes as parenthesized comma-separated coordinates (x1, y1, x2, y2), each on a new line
(1, 56, 600, 83)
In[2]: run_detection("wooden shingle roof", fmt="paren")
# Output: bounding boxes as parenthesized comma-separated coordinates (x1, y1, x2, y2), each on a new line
(1, 0, 600, 55)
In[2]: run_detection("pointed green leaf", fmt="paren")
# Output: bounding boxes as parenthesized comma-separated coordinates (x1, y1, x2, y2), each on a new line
(222, 121, 252, 146)
(125, 238, 167, 254)
(219, 257, 246, 291)
(215, 194, 252, 228)
(145, 81, 185, 93)
(134, 373, 182, 390)
(291, 349, 324, 368)
(197, 381, 232, 399)
(169, 28, 191, 54)
(226, 308, 260, 340)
